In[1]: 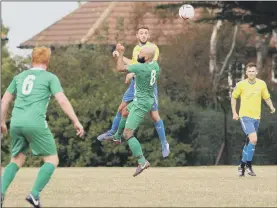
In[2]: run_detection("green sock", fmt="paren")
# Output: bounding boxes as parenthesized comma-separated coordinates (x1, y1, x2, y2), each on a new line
(31, 162, 55, 199)
(127, 137, 146, 164)
(2, 162, 19, 196)
(114, 117, 127, 140)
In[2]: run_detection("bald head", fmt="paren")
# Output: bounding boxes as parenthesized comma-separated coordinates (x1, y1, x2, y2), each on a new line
(141, 46, 155, 57)
(138, 46, 156, 63)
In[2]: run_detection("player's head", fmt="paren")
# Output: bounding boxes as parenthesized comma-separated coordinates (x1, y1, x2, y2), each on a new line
(32, 46, 51, 69)
(137, 46, 155, 63)
(245, 62, 257, 81)
(136, 26, 150, 45)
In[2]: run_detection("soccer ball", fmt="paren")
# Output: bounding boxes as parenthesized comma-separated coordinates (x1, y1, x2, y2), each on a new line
(179, 4, 195, 20)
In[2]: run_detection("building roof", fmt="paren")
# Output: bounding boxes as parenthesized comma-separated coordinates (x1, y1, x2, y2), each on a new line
(19, 1, 203, 48)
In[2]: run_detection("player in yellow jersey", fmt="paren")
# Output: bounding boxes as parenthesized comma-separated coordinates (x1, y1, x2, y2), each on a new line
(97, 26, 170, 158)
(231, 62, 275, 177)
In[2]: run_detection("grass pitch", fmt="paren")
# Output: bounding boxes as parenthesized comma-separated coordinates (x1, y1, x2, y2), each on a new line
(2, 166, 276, 207)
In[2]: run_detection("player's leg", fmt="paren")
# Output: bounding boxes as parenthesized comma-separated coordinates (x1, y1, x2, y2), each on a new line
(111, 79, 135, 134)
(23, 127, 58, 207)
(238, 117, 250, 176)
(240, 136, 249, 168)
(150, 86, 170, 158)
(1, 126, 28, 204)
(2, 153, 26, 198)
(97, 101, 128, 141)
(245, 119, 260, 176)
(150, 110, 170, 158)
(97, 80, 135, 141)
(111, 107, 123, 133)
(112, 104, 130, 144)
(238, 117, 257, 176)
(124, 105, 150, 177)
(26, 154, 58, 208)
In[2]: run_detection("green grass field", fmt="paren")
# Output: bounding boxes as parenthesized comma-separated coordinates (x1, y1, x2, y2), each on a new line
(2, 166, 276, 207)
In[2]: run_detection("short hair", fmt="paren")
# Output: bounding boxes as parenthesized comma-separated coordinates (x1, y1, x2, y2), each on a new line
(137, 26, 149, 32)
(32, 47, 51, 65)
(245, 62, 257, 70)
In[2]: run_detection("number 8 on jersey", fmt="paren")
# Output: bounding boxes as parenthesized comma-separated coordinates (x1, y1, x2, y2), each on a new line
(150, 70, 156, 86)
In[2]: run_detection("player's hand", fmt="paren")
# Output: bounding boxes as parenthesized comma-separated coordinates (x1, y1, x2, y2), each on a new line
(112, 51, 119, 58)
(270, 107, 275, 114)
(1, 122, 7, 135)
(74, 121, 85, 138)
(116, 43, 125, 54)
(232, 113, 239, 120)
(125, 73, 135, 84)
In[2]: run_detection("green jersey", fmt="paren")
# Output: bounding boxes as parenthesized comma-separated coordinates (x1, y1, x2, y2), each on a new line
(127, 61, 160, 111)
(6, 68, 63, 127)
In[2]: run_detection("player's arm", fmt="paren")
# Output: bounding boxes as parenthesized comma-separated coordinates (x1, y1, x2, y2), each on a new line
(265, 98, 275, 113)
(116, 53, 141, 74)
(54, 93, 80, 124)
(231, 97, 237, 112)
(54, 92, 84, 137)
(231, 83, 242, 120)
(1, 92, 14, 125)
(125, 73, 135, 84)
(116, 51, 128, 72)
(120, 43, 137, 65)
(1, 78, 17, 134)
(123, 56, 132, 65)
(116, 44, 142, 73)
(50, 75, 84, 137)
(262, 83, 275, 113)
(113, 51, 132, 65)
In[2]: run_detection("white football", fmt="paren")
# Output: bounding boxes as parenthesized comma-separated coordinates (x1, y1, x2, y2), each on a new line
(179, 4, 195, 20)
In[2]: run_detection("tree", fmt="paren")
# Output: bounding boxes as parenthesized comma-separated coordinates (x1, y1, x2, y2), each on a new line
(156, 1, 277, 81)
(191, 1, 277, 72)
(1, 25, 18, 95)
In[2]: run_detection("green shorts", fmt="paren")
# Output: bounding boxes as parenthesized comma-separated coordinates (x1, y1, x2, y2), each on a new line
(125, 101, 152, 130)
(10, 125, 57, 157)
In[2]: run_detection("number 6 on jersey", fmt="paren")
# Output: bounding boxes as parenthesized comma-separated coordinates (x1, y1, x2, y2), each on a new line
(22, 75, 36, 95)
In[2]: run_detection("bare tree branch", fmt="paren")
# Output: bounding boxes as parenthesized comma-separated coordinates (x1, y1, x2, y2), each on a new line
(273, 29, 277, 49)
(219, 24, 239, 76)
(209, 20, 223, 74)
(255, 29, 272, 72)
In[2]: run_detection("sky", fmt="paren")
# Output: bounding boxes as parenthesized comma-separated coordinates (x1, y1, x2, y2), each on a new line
(2, 2, 83, 57)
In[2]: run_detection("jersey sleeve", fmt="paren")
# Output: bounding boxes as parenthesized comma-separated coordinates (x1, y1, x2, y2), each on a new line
(127, 63, 143, 74)
(6, 78, 17, 95)
(261, 82, 270, 100)
(232, 82, 242, 99)
(153, 45, 159, 61)
(50, 75, 64, 95)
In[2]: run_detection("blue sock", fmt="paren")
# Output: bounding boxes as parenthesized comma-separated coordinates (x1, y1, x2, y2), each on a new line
(241, 145, 247, 163)
(111, 112, 122, 133)
(246, 142, 255, 161)
(154, 120, 167, 146)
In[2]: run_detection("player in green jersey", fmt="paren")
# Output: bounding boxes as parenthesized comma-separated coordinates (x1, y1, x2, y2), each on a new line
(112, 43, 160, 177)
(1, 47, 84, 208)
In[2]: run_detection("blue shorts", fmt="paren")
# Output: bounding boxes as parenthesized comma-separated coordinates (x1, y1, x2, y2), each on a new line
(122, 79, 135, 103)
(239, 116, 260, 136)
(122, 78, 158, 111)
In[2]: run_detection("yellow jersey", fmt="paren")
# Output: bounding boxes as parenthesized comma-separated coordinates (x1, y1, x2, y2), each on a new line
(232, 78, 271, 119)
(131, 41, 159, 64)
